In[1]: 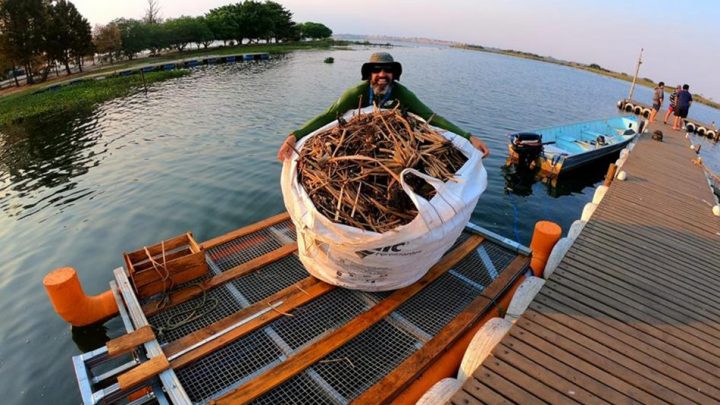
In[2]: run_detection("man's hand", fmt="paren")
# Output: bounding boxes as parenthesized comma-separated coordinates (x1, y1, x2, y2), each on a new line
(470, 135, 490, 158)
(277, 134, 297, 161)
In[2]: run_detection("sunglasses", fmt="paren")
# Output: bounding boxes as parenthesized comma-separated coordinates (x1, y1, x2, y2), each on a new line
(370, 65, 393, 74)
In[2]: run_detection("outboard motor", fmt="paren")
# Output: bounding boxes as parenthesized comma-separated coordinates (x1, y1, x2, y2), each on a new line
(510, 132, 544, 166)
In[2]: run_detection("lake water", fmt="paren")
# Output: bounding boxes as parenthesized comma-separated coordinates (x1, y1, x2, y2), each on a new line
(1, 45, 718, 404)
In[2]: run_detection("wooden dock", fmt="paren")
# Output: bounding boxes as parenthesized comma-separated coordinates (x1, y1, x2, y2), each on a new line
(452, 121, 720, 404)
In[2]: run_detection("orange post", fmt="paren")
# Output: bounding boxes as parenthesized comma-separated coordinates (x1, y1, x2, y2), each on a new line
(529, 221, 562, 277)
(43, 267, 118, 327)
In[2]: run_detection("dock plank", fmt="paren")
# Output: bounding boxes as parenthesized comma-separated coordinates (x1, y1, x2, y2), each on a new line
(453, 122, 720, 403)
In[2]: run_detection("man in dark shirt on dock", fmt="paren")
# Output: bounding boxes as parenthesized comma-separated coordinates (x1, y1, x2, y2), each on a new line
(277, 52, 489, 160)
(672, 84, 693, 130)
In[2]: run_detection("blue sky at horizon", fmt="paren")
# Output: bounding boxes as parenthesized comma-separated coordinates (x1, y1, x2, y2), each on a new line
(73, 0, 720, 100)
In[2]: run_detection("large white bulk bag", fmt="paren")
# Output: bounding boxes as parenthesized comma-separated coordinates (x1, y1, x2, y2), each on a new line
(281, 107, 487, 291)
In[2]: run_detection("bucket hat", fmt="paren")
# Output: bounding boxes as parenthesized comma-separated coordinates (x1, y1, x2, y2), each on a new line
(361, 52, 402, 80)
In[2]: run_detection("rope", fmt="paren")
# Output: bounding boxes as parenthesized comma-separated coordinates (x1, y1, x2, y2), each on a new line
(153, 283, 219, 338)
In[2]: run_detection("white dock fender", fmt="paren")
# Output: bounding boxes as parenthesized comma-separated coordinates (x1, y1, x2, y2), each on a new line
(713, 205, 720, 217)
(581, 202, 597, 221)
(592, 186, 609, 204)
(544, 237, 572, 279)
(615, 157, 626, 168)
(617, 100, 624, 109)
(697, 127, 707, 136)
(620, 149, 630, 160)
(686, 122, 696, 132)
(457, 318, 512, 383)
(627, 142, 636, 151)
(416, 378, 462, 405)
(707, 130, 717, 140)
(633, 106, 643, 115)
(624, 103, 634, 113)
(641, 108, 651, 118)
(617, 171, 627, 181)
(568, 219, 586, 240)
(505, 276, 546, 322)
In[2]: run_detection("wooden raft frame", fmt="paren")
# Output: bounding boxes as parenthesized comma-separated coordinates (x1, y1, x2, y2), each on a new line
(114, 212, 529, 404)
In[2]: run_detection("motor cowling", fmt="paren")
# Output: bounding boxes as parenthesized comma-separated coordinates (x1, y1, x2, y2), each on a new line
(511, 132, 544, 165)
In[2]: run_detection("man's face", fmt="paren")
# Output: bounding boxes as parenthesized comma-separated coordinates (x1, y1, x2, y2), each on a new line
(370, 66, 394, 93)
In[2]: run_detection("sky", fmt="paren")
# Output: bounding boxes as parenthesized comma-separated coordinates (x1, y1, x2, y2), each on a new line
(72, 0, 720, 100)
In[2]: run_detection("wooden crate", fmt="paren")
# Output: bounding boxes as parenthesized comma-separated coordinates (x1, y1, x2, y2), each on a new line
(123, 232, 208, 298)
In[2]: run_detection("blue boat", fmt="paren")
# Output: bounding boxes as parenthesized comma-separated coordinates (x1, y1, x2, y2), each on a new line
(507, 116, 643, 175)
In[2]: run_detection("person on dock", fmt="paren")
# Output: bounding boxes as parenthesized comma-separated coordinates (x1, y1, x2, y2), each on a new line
(648, 81, 664, 124)
(672, 84, 692, 130)
(277, 52, 489, 160)
(663, 85, 681, 124)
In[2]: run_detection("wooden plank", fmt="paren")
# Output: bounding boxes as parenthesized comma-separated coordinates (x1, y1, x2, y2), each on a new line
(163, 277, 318, 355)
(514, 320, 672, 404)
(483, 355, 578, 404)
(498, 336, 631, 404)
(466, 369, 543, 404)
(551, 269, 720, 346)
(354, 255, 528, 404)
(117, 354, 171, 390)
(564, 246, 720, 314)
(530, 299, 720, 401)
(492, 343, 609, 404)
(167, 280, 334, 369)
(214, 234, 485, 404)
(200, 212, 290, 249)
(142, 243, 297, 316)
(125, 232, 197, 263)
(507, 325, 655, 403)
(452, 385, 512, 405)
(541, 282, 720, 368)
(106, 325, 155, 357)
(561, 253, 720, 326)
(522, 310, 717, 403)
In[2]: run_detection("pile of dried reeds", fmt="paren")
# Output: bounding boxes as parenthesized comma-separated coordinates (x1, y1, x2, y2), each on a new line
(296, 108, 468, 233)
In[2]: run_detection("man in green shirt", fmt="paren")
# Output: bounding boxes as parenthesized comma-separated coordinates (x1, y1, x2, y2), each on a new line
(277, 52, 489, 160)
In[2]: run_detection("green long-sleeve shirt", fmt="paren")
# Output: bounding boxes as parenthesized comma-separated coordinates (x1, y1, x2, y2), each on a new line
(291, 81, 471, 139)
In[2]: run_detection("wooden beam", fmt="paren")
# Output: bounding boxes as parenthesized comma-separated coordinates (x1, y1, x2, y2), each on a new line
(354, 254, 529, 404)
(168, 280, 334, 370)
(106, 326, 156, 357)
(200, 212, 291, 249)
(142, 243, 297, 316)
(117, 354, 170, 390)
(213, 234, 485, 404)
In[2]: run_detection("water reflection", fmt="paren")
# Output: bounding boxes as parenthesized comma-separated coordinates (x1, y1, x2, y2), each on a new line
(503, 153, 617, 198)
(0, 109, 102, 218)
(71, 324, 112, 353)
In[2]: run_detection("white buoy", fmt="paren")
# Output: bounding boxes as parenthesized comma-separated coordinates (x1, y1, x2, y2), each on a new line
(581, 202, 597, 221)
(568, 219, 586, 240)
(619, 149, 629, 160)
(505, 276, 546, 322)
(592, 185, 609, 204)
(617, 171, 627, 181)
(457, 318, 512, 383)
(713, 205, 720, 217)
(544, 237, 573, 279)
(416, 378, 462, 405)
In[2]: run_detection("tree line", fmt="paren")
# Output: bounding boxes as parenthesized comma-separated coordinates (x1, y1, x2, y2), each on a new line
(0, 0, 333, 85)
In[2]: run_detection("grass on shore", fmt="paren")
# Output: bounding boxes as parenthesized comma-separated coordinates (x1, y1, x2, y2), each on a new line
(453, 44, 720, 110)
(0, 70, 189, 127)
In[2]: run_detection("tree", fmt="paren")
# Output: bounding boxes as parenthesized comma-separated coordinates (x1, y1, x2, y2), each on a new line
(194, 17, 215, 48)
(45, 0, 92, 74)
(264, 1, 297, 42)
(205, 6, 237, 45)
(113, 18, 149, 59)
(163, 16, 206, 51)
(0, 0, 50, 84)
(144, 0, 161, 24)
(299, 22, 331, 40)
(92, 23, 122, 63)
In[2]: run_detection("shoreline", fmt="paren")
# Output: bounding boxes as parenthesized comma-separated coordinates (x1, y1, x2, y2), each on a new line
(451, 44, 720, 110)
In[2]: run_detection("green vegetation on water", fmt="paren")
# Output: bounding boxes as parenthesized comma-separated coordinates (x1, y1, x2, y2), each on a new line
(0, 70, 189, 127)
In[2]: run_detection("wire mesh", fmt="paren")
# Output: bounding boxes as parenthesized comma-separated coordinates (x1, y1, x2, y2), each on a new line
(251, 370, 340, 405)
(206, 228, 283, 271)
(270, 288, 369, 351)
(176, 329, 285, 403)
(481, 241, 517, 272)
(230, 254, 308, 305)
(148, 285, 244, 344)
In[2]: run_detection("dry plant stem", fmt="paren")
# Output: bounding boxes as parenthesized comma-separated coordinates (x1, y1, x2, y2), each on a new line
(297, 109, 467, 232)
